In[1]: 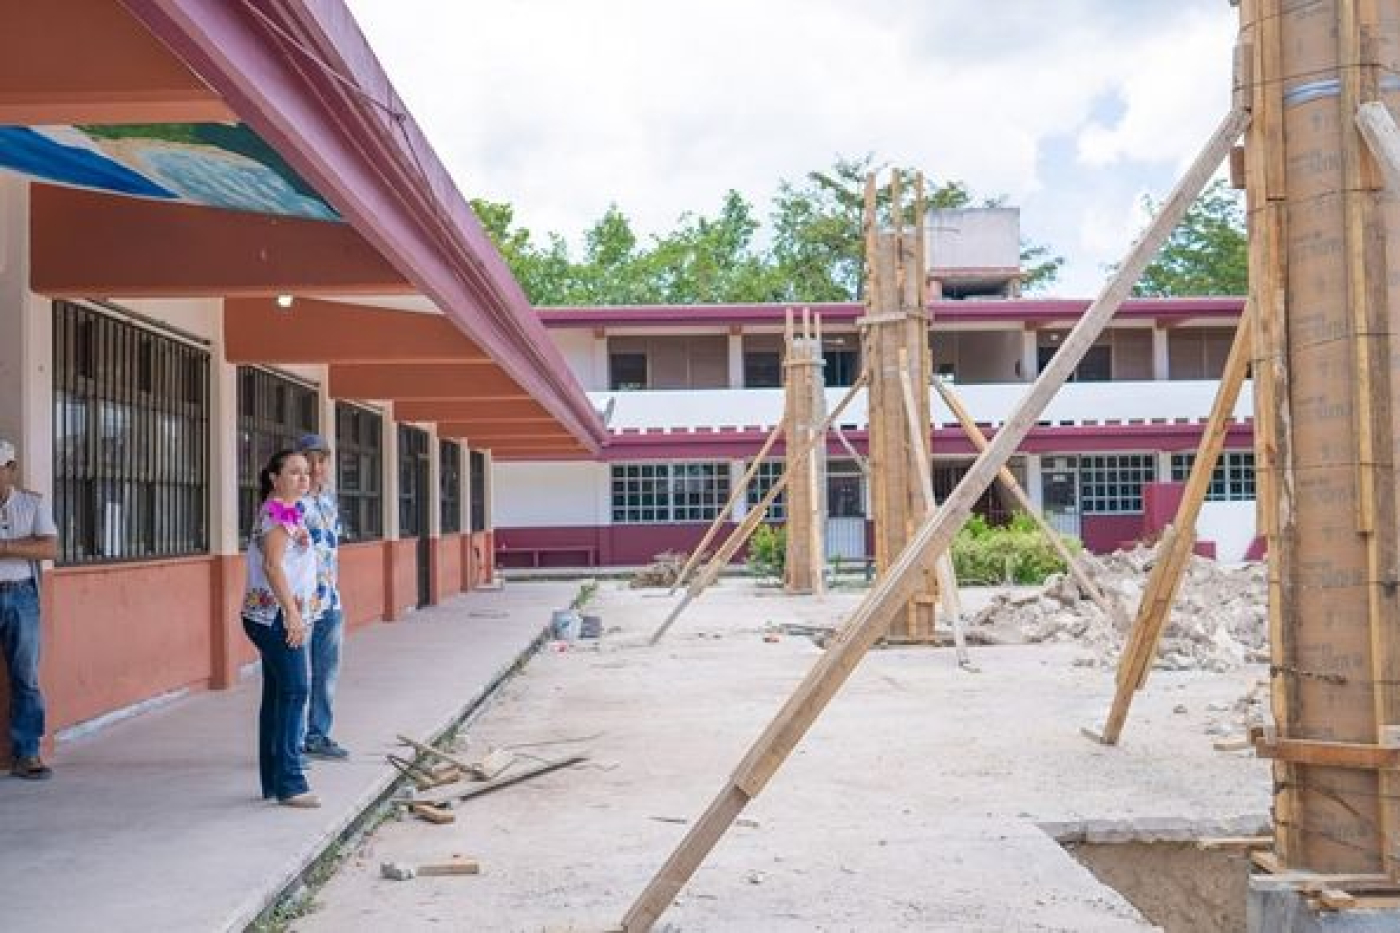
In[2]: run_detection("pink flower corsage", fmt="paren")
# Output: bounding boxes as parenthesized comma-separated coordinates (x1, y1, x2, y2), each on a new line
(265, 501, 309, 547)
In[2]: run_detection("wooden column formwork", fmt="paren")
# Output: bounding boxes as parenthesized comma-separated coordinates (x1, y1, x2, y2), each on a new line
(864, 175, 939, 643)
(783, 310, 828, 595)
(1240, 0, 1400, 878)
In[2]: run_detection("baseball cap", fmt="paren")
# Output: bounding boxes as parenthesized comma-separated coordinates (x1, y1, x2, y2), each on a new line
(0, 438, 15, 466)
(297, 433, 332, 454)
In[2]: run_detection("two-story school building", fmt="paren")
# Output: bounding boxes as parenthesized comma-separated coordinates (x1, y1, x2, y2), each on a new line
(491, 212, 1255, 568)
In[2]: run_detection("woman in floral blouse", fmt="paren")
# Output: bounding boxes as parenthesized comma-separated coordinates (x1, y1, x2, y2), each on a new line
(242, 449, 320, 808)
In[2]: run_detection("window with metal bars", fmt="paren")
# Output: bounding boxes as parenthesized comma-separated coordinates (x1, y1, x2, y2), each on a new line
(236, 366, 318, 546)
(1170, 451, 1256, 502)
(746, 460, 786, 520)
(335, 402, 383, 541)
(468, 450, 487, 532)
(52, 301, 210, 565)
(398, 425, 429, 537)
(440, 440, 463, 534)
(611, 462, 729, 524)
(1079, 454, 1157, 514)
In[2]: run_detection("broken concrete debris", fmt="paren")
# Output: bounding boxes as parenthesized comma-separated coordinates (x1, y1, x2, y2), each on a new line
(968, 545, 1267, 672)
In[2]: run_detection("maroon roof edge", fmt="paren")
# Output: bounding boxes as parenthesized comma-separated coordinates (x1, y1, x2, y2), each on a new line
(121, 0, 606, 452)
(536, 296, 1246, 329)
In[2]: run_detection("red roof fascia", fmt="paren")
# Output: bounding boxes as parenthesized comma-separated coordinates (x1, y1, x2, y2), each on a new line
(537, 297, 1246, 329)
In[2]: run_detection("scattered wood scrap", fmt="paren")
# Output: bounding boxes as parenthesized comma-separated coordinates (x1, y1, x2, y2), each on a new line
(409, 802, 456, 825)
(394, 755, 590, 810)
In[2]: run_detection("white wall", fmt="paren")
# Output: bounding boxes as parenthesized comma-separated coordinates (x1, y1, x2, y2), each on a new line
(1197, 500, 1257, 562)
(550, 329, 602, 389)
(493, 461, 610, 527)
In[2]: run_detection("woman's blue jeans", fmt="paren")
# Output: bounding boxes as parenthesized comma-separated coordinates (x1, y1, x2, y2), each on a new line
(242, 614, 310, 801)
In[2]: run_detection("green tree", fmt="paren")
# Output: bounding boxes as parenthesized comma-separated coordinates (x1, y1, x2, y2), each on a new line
(472, 156, 1065, 305)
(1132, 178, 1246, 297)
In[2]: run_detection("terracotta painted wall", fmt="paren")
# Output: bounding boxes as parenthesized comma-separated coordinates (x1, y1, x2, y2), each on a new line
(339, 541, 388, 629)
(45, 558, 215, 732)
(389, 538, 419, 619)
(434, 535, 463, 603)
(469, 531, 494, 587)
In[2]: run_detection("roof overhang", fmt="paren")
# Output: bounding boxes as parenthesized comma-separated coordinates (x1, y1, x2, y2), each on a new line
(4, 0, 604, 456)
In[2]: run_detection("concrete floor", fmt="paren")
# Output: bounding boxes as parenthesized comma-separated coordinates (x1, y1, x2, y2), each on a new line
(297, 579, 1270, 933)
(0, 580, 576, 933)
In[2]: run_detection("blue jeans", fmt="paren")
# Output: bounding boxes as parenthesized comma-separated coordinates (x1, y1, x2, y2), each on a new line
(0, 580, 44, 759)
(242, 614, 310, 801)
(307, 607, 343, 746)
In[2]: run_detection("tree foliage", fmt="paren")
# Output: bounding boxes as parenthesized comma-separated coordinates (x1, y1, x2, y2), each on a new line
(472, 155, 1065, 306)
(1132, 178, 1246, 297)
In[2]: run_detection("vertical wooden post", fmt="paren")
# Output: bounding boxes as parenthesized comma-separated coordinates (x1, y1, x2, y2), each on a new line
(620, 107, 1246, 931)
(863, 174, 939, 643)
(783, 310, 827, 595)
(1240, 0, 1400, 878)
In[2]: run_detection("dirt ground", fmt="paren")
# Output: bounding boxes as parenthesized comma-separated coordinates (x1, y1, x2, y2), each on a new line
(294, 579, 1269, 933)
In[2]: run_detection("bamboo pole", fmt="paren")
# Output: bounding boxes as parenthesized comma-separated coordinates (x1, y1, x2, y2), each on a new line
(647, 373, 868, 646)
(669, 420, 784, 595)
(932, 378, 1127, 630)
(619, 107, 1249, 931)
(898, 348, 969, 667)
(1088, 308, 1255, 745)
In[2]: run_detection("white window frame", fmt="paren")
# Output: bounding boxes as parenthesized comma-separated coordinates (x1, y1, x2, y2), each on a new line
(745, 459, 786, 521)
(1079, 453, 1156, 515)
(611, 462, 730, 524)
(1170, 450, 1256, 502)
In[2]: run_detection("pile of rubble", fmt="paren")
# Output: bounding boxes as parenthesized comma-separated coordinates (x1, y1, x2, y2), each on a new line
(967, 545, 1268, 672)
(630, 552, 686, 589)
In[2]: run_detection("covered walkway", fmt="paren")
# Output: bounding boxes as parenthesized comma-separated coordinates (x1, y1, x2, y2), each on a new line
(0, 581, 571, 933)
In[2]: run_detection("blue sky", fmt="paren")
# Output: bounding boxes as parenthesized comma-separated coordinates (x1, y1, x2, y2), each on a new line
(346, 0, 1238, 298)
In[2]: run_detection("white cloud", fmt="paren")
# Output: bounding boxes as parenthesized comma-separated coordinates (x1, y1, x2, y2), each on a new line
(345, 0, 1239, 297)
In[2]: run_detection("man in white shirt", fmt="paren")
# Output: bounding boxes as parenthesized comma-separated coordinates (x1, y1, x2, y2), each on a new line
(0, 438, 58, 779)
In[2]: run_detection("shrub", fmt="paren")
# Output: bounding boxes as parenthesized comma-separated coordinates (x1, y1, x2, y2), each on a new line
(950, 512, 1078, 585)
(747, 524, 787, 580)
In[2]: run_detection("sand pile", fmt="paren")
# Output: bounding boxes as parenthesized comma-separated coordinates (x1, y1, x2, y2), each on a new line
(968, 545, 1268, 672)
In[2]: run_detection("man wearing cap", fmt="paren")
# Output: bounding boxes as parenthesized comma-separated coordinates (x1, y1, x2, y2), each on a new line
(297, 434, 349, 760)
(0, 439, 58, 780)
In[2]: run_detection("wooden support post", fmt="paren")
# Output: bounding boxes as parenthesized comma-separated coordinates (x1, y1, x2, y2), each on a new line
(669, 420, 784, 595)
(619, 107, 1248, 931)
(932, 378, 1127, 630)
(647, 374, 867, 646)
(899, 349, 969, 667)
(1089, 308, 1255, 745)
(864, 175, 939, 643)
(783, 309, 827, 595)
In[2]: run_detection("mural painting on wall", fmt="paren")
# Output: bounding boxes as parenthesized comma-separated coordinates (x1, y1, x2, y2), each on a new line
(0, 123, 338, 220)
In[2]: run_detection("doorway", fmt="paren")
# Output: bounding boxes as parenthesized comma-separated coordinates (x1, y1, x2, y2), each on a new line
(397, 425, 431, 609)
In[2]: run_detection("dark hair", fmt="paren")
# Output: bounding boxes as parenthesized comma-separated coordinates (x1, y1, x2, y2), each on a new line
(259, 449, 304, 502)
